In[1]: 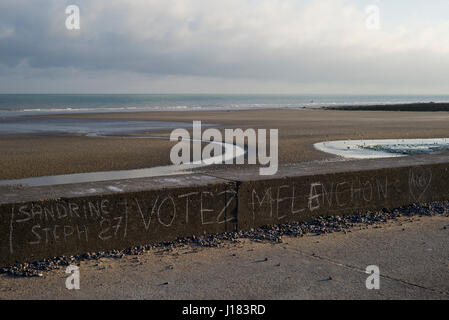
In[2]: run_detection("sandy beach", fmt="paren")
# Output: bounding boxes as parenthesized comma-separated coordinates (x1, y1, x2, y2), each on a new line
(1, 108, 449, 180)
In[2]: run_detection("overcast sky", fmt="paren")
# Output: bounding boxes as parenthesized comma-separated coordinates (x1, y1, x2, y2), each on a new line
(0, 0, 448, 94)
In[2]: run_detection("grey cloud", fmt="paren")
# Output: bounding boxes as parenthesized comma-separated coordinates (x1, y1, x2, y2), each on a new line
(0, 0, 448, 93)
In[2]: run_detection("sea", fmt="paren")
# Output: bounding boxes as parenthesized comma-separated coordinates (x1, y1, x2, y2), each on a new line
(1, 94, 448, 136)
(1, 94, 449, 115)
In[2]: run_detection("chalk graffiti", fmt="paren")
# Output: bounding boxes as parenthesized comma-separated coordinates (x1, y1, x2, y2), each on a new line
(5, 167, 439, 260)
(8, 199, 128, 253)
(249, 176, 390, 220)
(7, 187, 238, 254)
(409, 167, 432, 201)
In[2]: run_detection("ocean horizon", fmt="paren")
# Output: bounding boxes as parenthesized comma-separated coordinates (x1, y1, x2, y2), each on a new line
(1, 94, 449, 116)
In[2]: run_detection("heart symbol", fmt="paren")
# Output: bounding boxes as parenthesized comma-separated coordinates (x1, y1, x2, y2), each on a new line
(409, 167, 432, 202)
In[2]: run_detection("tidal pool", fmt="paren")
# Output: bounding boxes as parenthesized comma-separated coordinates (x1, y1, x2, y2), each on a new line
(0, 136, 245, 187)
(314, 138, 449, 159)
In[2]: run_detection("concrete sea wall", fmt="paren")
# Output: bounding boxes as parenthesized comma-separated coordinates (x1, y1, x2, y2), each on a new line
(1, 155, 448, 267)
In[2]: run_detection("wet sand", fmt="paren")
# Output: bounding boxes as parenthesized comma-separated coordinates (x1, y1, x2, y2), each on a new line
(1, 109, 449, 180)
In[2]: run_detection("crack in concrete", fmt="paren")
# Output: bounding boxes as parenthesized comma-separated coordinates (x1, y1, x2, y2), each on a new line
(286, 247, 449, 297)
